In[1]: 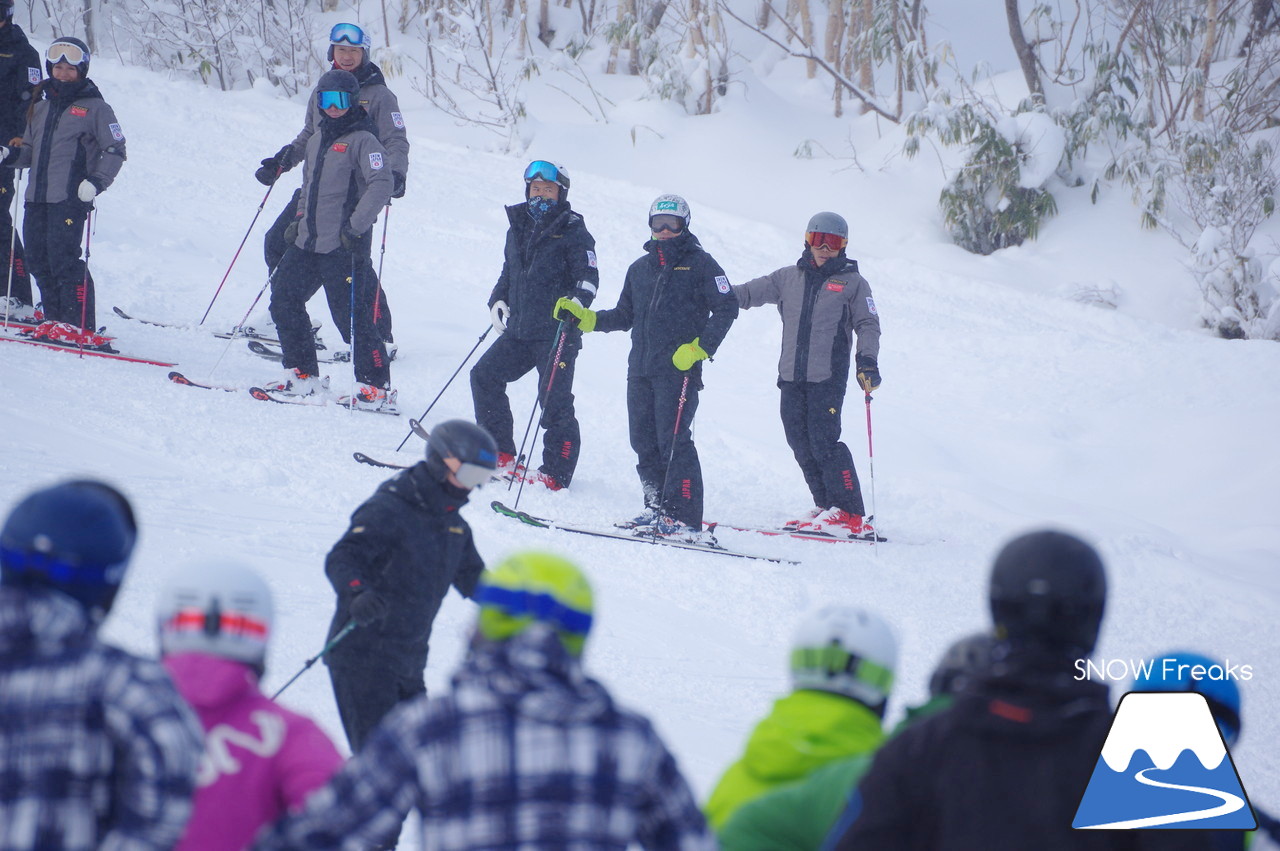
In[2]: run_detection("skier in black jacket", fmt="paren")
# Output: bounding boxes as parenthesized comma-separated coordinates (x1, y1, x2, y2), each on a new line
(555, 194, 738, 538)
(323, 419, 498, 758)
(829, 530, 1214, 851)
(470, 160, 599, 490)
(0, 1, 38, 316)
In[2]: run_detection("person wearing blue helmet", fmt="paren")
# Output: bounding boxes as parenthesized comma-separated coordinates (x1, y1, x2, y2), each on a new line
(1132, 651, 1280, 850)
(0, 480, 203, 849)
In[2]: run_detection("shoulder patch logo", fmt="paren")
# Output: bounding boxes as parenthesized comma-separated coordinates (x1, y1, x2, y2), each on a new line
(28, 67, 41, 85)
(715, 275, 731, 294)
(331, 142, 349, 153)
(586, 250, 597, 268)
(391, 111, 405, 129)
(866, 296, 877, 315)
(69, 105, 88, 117)
(108, 123, 124, 141)
(369, 152, 384, 170)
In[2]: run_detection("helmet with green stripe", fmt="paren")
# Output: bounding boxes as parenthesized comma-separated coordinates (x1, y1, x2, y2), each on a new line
(790, 604, 897, 714)
(474, 551, 594, 656)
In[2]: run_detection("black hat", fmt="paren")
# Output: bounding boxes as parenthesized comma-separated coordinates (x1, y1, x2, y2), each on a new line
(316, 69, 360, 97)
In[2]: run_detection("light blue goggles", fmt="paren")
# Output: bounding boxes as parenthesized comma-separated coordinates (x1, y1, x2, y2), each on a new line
(329, 23, 367, 47)
(523, 160, 561, 184)
(318, 90, 352, 110)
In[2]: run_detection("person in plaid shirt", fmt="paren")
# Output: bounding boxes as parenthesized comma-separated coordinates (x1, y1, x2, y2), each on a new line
(254, 551, 715, 851)
(0, 480, 203, 850)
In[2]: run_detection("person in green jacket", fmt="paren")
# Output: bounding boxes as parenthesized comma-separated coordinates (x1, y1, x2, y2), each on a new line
(717, 631, 997, 851)
(704, 604, 899, 832)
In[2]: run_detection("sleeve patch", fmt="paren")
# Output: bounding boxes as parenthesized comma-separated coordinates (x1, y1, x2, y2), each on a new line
(28, 68, 41, 85)
(866, 296, 878, 315)
(391, 111, 405, 129)
(715, 275, 731, 294)
(369, 152, 384, 170)
(108, 123, 124, 141)
(586, 250, 597, 268)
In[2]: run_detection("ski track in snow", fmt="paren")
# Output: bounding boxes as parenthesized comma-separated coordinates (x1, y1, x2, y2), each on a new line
(0, 48, 1277, 846)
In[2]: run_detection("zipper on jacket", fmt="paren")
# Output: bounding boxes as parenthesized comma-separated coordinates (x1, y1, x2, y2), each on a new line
(303, 139, 332, 253)
(34, 101, 67, 202)
(794, 268, 824, 382)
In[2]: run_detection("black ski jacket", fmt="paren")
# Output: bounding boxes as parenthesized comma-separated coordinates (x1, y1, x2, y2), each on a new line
(595, 229, 739, 380)
(0, 23, 39, 143)
(831, 649, 1215, 851)
(489, 200, 599, 342)
(323, 463, 485, 679)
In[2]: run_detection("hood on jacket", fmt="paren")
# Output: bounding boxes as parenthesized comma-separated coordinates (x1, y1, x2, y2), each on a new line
(453, 624, 612, 723)
(318, 104, 376, 147)
(0, 585, 94, 659)
(797, 251, 858, 276)
(353, 61, 388, 89)
(44, 77, 102, 104)
(379, 462, 471, 514)
(643, 227, 701, 257)
(740, 688, 886, 783)
(163, 652, 258, 711)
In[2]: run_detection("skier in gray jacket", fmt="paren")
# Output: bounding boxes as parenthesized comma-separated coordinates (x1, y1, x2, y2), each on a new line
(264, 69, 395, 413)
(733, 212, 880, 539)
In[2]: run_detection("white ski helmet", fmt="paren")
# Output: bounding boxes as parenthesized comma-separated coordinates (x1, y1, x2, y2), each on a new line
(790, 604, 897, 712)
(648, 194, 691, 230)
(157, 560, 274, 671)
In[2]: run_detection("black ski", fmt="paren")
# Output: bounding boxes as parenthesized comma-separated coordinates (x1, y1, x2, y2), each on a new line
(113, 307, 327, 349)
(246, 339, 341, 364)
(706, 519, 887, 545)
(490, 501, 799, 564)
(248, 387, 326, 407)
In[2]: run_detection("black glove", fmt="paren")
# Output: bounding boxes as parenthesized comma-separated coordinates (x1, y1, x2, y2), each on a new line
(348, 589, 389, 626)
(391, 171, 406, 199)
(856, 355, 881, 392)
(283, 220, 300, 245)
(254, 145, 297, 186)
(340, 223, 367, 252)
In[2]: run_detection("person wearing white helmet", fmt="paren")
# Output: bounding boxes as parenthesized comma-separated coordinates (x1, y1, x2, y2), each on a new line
(157, 560, 344, 851)
(554, 194, 739, 540)
(703, 604, 898, 832)
(733, 211, 881, 540)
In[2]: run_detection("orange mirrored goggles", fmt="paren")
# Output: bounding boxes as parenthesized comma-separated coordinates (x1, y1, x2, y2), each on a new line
(806, 231, 847, 251)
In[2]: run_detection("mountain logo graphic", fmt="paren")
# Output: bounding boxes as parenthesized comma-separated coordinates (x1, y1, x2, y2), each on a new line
(1074, 691, 1256, 829)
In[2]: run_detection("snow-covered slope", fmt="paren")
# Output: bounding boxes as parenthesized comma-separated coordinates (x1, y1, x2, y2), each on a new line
(1, 56, 1276, 843)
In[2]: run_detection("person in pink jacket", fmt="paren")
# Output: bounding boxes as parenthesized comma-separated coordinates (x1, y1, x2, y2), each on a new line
(157, 560, 345, 851)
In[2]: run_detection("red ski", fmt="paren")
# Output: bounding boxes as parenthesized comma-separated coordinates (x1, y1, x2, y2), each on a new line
(1, 330, 176, 367)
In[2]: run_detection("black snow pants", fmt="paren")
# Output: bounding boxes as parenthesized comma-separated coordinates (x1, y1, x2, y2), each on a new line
(266, 189, 393, 342)
(269, 244, 390, 388)
(627, 373, 703, 527)
(470, 330, 582, 487)
(23, 199, 92, 327)
(0, 168, 30, 305)
(779, 378, 865, 515)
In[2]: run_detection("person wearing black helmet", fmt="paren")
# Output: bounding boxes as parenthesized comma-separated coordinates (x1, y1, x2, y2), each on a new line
(733, 211, 881, 540)
(470, 159, 600, 491)
(0, 0, 38, 320)
(0, 36, 125, 345)
(829, 530, 1214, 851)
(324, 419, 498, 760)
(0, 480, 203, 849)
(255, 22, 407, 352)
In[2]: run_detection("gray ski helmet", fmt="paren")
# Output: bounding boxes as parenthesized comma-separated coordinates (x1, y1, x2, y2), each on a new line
(988, 529, 1107, 655)
(524, 160, 570, 201)
(927, 631, 997, 698)
(157, 560, 275, 672)
(327, 22, 371, 64)
(0, 480, 135, 617)
(649, 194, 691, 231)
(45, 37, 90, 79)
(806, 211, 848, 240)
(424, 419, 499, 489)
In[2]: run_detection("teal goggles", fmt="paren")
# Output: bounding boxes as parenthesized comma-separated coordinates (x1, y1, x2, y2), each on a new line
(329, 23, 368, 47)
(318, 90, 352, 110)
(523, 160, 561, 184)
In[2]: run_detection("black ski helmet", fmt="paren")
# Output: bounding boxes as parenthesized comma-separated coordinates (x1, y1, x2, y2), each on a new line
(927, 631, 997, 698)
(0, 0, 14, 21)
(315, 69, 360, 109)
(46, 37, 90, 80)
(0, 480, 136, 617)
(423, 420, 498, 488)
(988, 529, 1107, 655)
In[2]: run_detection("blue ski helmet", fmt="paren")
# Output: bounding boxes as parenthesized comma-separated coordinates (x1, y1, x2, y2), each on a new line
(1131, 651, 1243, 746)
(0, 480, 136, 617)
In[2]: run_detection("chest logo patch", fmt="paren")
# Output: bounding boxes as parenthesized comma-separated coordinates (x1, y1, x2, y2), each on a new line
(826, 282, 845, 293)
(331, 143, 349, 153)
(715, 275, 731, 294)
(69, 105, 88, 117)
(369, 151, 384, 170)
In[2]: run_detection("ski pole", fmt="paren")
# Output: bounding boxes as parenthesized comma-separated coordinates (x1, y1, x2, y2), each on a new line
(77, 206, 94, 357)
(652, 373, 691, 538)
(372, 203, 389, 338)
(511, 323, 568, 509)
(206, 264, 278, 379)
(394, 324, 492, 451)
(348, 250, 357, 411)
(199, 173, 280, 325)
(3, 168, 22, 328)
(270, 621, 356, 701)
(864, 387, 878, 550)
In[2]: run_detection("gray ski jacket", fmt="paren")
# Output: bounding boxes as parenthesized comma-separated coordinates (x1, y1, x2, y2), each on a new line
(287, 63, 409, 178)
(293, 109, 393, 255)
(11, 79, 126, 204)
(734, 254, 879, 385)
